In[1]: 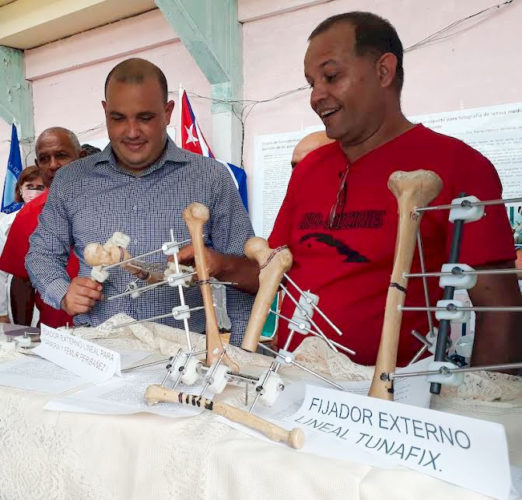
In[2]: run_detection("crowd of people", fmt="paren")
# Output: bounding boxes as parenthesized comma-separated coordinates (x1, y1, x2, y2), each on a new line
(0, 11, 520, 368)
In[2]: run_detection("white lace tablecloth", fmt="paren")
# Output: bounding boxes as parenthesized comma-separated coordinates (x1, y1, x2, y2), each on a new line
(0, 316, 519, 500)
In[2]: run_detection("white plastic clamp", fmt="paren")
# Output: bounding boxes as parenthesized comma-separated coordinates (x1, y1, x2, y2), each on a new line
(162, 241, 180, 256)
(172, 304, 191, 320)
(106, 231, 131, 249)
(448, 196, 484, 223)
(290, 291, 319, 334)
(15, 335, 32, 348)
(427, 361, 463, 386)
(439, 263, 477, 290)
(91, 266, 109, 283)
(206, 363, 230, 394)
(435, 299, 470, 323)
(275, 348, 294, 366)
(128, 282, 141, 299)
(255, 369, 284, 407)
(181, 356, 202, 385)
(167, 272, 190, 288)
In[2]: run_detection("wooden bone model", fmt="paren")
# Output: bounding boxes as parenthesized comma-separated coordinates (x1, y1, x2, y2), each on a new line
(84, 232, 133, 282)
(369, 170, 443, 400)
(145, 384, 304, 449)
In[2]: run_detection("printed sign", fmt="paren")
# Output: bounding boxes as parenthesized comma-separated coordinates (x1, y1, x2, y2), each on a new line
(33, 325, 121, 383)
(285, 385, 511, 500)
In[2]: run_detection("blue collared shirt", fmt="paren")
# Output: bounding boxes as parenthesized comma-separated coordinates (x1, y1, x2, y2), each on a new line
(27, 138, 255, 344)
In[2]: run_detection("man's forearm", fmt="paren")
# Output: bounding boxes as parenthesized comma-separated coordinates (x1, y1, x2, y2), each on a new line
(469, 262, 522, 367)
(471, 310, 522, 367)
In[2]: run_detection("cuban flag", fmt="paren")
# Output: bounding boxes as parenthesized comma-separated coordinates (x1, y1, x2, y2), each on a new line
(1, 124, 23, 214)
(180, 89, 248, 211)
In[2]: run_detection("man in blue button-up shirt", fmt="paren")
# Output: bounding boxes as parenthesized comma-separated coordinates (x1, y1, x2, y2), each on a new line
(26, 58, 255, 344)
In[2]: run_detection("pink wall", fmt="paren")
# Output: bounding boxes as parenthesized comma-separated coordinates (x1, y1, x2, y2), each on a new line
(1, 1, 522, 202)
(240, 0, 522, 186)
(0, 10, 212, 173)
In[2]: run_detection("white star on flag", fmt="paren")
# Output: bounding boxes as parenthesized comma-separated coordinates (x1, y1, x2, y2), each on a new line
(185, 124, 199, 145)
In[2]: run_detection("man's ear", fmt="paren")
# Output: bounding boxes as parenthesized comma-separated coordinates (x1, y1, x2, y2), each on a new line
(102, 100, 107, 112)
(376, 53, 398, 89)
(165, 100, 175, 124)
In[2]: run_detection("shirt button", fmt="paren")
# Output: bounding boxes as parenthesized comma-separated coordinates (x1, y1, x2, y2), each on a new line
(134, 239, 138, 244)
(132, 205, 137, 211)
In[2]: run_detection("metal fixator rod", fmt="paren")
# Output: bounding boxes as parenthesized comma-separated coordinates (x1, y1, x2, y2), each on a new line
(102, 237, 193, 271)
(416, 232, 435, 340)
(391, 361, 522, 379)
(107, 279, 169, 301)
(270, 309, 356, 356)
(108, 306, 204, 331)
(406, 268, 521, 278)
(416, 196, 522, 213)
(257, 343, 345, 390)
(401, 305, 522, 312)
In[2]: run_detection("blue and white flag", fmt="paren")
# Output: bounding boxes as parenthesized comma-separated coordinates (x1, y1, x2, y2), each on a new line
(2, 124, 23, 214)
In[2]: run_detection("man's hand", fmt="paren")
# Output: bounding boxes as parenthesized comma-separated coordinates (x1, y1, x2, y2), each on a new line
(177, 244, 223, 277)
(0, 315, 9, 324)
(177, 243, 260, 294)
(61, 277, 103, 315)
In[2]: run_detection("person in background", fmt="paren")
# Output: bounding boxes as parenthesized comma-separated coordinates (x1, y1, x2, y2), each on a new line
(80, 143, 102, 157)
(291, 131, 335, 169)
(0, 127, 82, 327)
(0, 166, 47, 324)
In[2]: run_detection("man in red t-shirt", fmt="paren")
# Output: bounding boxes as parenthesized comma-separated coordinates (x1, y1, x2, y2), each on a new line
(196, 13, 521, 368)
(265, 12, 521, 367)
(0, 127, 81, 327)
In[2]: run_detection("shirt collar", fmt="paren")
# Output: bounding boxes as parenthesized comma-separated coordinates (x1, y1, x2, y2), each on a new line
(96, 137, 192, 176)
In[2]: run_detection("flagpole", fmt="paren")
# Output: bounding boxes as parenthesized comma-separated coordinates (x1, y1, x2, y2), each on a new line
(177, 83, 183, 147)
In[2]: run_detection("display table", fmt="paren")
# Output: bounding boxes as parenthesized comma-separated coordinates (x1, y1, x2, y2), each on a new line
(0, 318, 519, 500)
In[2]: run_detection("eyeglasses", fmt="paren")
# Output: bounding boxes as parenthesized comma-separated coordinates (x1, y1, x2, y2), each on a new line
(328, 165, 349, 229)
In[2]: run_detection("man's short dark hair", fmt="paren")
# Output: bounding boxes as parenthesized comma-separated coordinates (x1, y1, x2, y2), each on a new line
(80, 144, 102, 156)
(309, 12, 404, 92)
(104, 58, 169, 103)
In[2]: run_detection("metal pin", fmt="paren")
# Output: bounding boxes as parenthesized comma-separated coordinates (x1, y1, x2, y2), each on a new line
(391, 361, 522, 379)
(270, 309, 356, 356)
(416, 196, 522, 213)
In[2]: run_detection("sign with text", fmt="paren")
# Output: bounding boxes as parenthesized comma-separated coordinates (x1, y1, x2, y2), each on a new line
(33, 325, 121, 383)
(285, 385, 511, 500)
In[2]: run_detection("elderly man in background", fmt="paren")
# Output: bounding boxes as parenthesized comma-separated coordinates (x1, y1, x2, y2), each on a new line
(0, 127, 82, 327)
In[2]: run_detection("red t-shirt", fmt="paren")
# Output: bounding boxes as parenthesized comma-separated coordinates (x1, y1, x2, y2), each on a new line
(269, 125, 515, 366)
(0, 191, 79, 328)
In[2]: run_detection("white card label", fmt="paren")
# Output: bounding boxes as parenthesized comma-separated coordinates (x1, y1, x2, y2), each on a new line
(33, 324, 121, 383)
(285, 385, 511, 500)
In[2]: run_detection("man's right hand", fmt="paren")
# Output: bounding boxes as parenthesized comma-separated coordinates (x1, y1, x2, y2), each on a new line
(61, 277, 103, 315)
